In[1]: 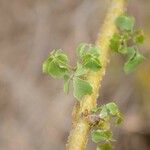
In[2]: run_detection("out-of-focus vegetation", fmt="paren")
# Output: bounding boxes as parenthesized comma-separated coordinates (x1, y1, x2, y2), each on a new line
(0, 0, 149, 150)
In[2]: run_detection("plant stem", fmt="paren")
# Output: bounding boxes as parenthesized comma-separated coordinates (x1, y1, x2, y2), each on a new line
(66, 0, 126, 149)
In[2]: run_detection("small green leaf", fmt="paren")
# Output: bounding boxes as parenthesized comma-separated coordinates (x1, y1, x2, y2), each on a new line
(42, 50, 69, 78)
(76, 43, 101, 71)
(99, 105, 108, 119)
(54, 50, 68, 63)
(106, 102, 119, 116)
(76, 43, 88, 57)
(88, 45, 100, 57)
(97, 143, 112, 150)
(83, 56, 102, 71)
(115, 114, 124, 125)
(43, 57, 52, 73)
(126, 47, 136, 59)
(91, 106, 101, 113)
(124, 51, 145, 74)
(63, 75, 70, 94)
(73, 77, 92, 101)
(134, 29, 144, 44)
(74, 63, 87, 77)
(109, 33, 121, 52)
(116, 15, 135, 31)
(43, 60, 68, 78)
(91, 130, 112, 143)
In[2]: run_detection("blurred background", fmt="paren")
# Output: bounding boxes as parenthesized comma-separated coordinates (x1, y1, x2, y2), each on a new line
(0, 0, 150, 149)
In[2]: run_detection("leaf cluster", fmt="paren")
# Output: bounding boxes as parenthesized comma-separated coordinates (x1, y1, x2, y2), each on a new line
(110, 15, 145, 74)
(91, 102, 123, 150)
(42, 43, 101, 100)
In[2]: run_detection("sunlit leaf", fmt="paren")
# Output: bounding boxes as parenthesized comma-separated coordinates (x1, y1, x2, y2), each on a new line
(106, 102, 119, 116)
(74, 63, 87, 77)
(97, 143, 112, 150)
(124, 51, 145, 74)
(43, 50, 69, 78)
(134, 29, 144, 44)
(116, 15, 135, 31)
(109, 33, 121, 52)
(73, 77, 92, 101)
(92, 130, 112, 143)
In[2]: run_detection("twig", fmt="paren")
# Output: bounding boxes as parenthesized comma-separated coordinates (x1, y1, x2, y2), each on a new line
(66, 0, 126, 149)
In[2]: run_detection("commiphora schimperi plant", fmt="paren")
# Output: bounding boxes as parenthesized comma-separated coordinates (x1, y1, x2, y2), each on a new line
(43, 44, 101, 100)
(110, 14, 145, 74)
(42, 0, 144, 150)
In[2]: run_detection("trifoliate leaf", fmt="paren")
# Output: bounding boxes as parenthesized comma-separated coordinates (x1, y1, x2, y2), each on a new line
(76, 43, 99, 57)
(124, 51, 145, 74)
(116, 15, 135, 31)
(76, 43, 101, 71)
(106, 102, 119, 116)
(74, 63, 87, 77)
(91, 130, 113, 143)
(97, 143, 112, 150)
(73, 77, 92, 101)
(109, 33, 121, 52)
(134, 29, 144, 44)
(42, 50, 69, 78)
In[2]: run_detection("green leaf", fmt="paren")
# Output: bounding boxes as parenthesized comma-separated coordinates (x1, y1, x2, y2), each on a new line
(76, 43, 88, 57)
(134, 29, 144, 44)
(116, 15, 135, 31)
(42, 50, 69, 78)
(76, 43, 101, 71)
(74, 63, 87, 77)
(91, 130, 113, 143)
(76, 43, 99, 57)
(126, 47, 136, 59)
(91, 106, 101, 113)
(43, 60, 68, 78)
(73, 77, 92, 101)
(43, 57, 53, 73)
(83, 56, 102, 71)
(115, 114, 124, 125)
(124, 51, 145, 74)
(63, 75, 70, 94)
(109, 33, 121, 52)
(54, 50, 68, 63)
(97, 143, 112, 150)
(88, 45, 100, 57)
(99, 105, 108, 119)
(106, 102, 119, 116)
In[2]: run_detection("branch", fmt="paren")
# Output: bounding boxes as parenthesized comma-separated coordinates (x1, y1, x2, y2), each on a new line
(66, 0, 126, 149)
